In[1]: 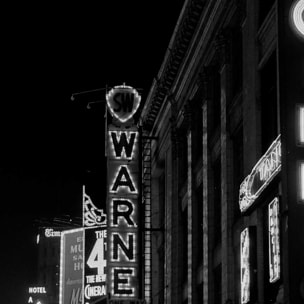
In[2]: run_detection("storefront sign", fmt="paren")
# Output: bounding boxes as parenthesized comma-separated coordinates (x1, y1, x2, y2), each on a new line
(60, 228, 84, 304)
(107, 85, 141, 301)
(84, 227, 107, 304)
(239, 135, 281, 212)
(268, 198, 280, 283)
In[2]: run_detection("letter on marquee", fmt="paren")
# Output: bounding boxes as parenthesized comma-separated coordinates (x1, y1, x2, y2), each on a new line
(113, 199, 135, 227)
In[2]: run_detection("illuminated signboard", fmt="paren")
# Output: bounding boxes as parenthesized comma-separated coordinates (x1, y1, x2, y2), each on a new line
(27, 287, 47, 304)
(83, 185, 107, 227)
(84, 227, 107, 304)
(107, 125, 139, 300)
(240, 228, 250, 303)
(44, 228, 61, 238)
(290, 0, 304, 38)
(240, 227, 257, 304)
(59, 228, 84, 304)
(299, 162, 304, 202)
(297, 105, 304, 145)
(268, 198, 281, 283)
(239, 135, 281, 212)
(106, 84, 141, 123)
(106, 85, 141, 301)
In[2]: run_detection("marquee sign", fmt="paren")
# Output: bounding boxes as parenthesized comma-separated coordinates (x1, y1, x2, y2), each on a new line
(239, 135, 281, 212)
(106, 84, 141, 301)
(106, 84, 141, 123)
(107, 125, 140, 300)
(268, 198, 280, 283)
(84, 227, 107, 304)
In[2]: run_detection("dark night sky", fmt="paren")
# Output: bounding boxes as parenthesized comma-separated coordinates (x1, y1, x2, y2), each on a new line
(0, 2, 185, 303)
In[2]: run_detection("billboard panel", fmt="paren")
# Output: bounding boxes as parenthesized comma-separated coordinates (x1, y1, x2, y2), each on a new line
(84, 227, 107, 304)
(60, 228, 84, 304)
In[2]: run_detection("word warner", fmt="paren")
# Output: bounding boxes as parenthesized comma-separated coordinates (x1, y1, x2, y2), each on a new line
(106, 85, 141, 301)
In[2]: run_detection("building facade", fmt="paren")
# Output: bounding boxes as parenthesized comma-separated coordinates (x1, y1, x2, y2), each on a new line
(140, 0, 304, 303)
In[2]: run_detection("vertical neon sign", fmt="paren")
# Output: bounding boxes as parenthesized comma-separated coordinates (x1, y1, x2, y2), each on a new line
(106, 85, 141, 301)
(240, 228, 250, 304)
(268, 198, 280, 282)
(300, 162, 304, 202)
(297, 105, 304, 145)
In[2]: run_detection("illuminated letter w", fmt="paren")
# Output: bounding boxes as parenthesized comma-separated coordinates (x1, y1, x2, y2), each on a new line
(110, 131, 137, 158)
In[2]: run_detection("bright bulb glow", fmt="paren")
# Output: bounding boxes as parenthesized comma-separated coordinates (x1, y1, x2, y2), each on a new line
(291, 0, 304, 37)
(299, 106, 304, 144)
(300, 162, 304, 201)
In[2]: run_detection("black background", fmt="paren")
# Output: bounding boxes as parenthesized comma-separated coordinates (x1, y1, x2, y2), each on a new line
(0, 2, 185, 303)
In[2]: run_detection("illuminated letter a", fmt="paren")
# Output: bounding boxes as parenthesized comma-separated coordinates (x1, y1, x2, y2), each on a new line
(112, 166, 136, 192)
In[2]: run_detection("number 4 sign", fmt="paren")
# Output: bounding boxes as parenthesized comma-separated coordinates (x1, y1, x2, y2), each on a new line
(84, 227, 107, 303)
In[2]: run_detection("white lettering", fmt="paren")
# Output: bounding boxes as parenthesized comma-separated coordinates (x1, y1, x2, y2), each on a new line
(84, 285, 106, 299)
(29, 287, 47, 294)
(45, 228, 61, 237)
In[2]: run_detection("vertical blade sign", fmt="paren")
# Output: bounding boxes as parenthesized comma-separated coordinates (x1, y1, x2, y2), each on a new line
(106, 85, 141, 301)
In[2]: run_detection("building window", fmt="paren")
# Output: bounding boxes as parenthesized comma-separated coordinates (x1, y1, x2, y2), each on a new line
(260, 52, 278, 153)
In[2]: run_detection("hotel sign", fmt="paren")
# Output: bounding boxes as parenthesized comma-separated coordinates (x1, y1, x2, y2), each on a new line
(268, 198, 280, 283)
(239, 135, 281, 212)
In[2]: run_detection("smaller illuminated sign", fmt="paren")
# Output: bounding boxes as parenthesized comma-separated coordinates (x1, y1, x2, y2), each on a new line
(241, 228, 250, 304)
(297, 105, 304, 145)
(240, 227, 257, 304)
(28, 286, 47, 304)
(44, 228, 61, 238)
(59, 228, 84, 304)
(84, 227, 107, 304)
(106, 84, 141, 123)
(239, 135, 281, 212)
(29, 287, 47, 294)
(290, 0, 304, 38)
(268, 198, 281, 283)
(299, 162, 304, 202)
